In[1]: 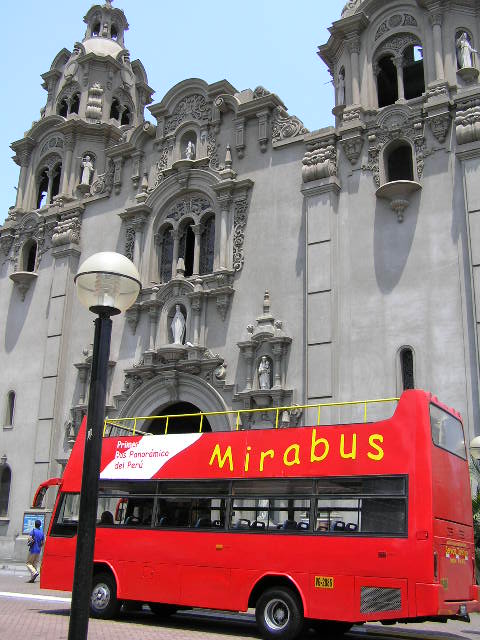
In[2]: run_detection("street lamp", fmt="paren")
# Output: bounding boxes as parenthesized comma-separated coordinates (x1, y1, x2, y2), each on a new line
(68, 252, 141, 640)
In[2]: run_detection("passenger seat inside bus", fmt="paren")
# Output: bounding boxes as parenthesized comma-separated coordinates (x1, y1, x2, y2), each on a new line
(282, 519, 297, 530)
(195, 517, 212, 528)
(250, 520, 266, 529)
(332, 521, 345, 531)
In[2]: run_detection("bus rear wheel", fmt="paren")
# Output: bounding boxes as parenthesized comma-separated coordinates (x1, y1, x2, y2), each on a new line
(90, 572, 120, 619)
(256, 587, 304, 640)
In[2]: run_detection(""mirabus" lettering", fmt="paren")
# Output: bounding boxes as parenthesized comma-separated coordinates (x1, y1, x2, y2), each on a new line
(208, 429, 384, 473)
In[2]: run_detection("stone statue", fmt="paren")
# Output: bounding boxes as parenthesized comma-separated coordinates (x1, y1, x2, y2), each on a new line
(336, 69, 345, 105)
(81, 155, 94, 185)
(456, 32, 477, 69)
(185, 140, 195, 160)
(171, 304, 186, 344)
(258, 356, 271, 390)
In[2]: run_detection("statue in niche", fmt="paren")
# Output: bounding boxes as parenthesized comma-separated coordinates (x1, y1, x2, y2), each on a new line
(336, 69, 345, 105)
(81, 155, 94, 185)
(171, 304, 186, 344)
(258, 356, 272, 390)
(185, 140, 196, 160)
(456, 32, 477, 69)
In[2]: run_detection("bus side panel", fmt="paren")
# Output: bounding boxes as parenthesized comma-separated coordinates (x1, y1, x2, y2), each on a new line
(354, 577, 408, 621)
(40, 538, 76, 591)
(307, 573, 355, 620)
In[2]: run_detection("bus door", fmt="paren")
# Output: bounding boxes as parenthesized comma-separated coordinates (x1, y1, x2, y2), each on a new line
(430, 404, 474, 601)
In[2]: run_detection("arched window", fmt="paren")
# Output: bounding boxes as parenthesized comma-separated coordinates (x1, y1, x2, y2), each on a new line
(110, 98, 121, 120)
(386, 142, 414, 182)
(36, 162, 62, 208)
(403, 45, 425, 100)
(121, 107, 131, 126)
(400, 347, 415, 390)
(0, 465, 11, 517)
(200, 216, 215, 275)
(37, 169, 49, 208)
(5, 391, 15, 426)
(180, 225, 195, 277)
(111, 24, 118, 40)
(159, 228, 174, 283)
(92, 21, 101, 36)
(58, 99, 68, 117)
(70, 93, 80, 114)
(22, 240, 37, 272)
(377, 55, 398, 107)
(50, 163, 62, 200)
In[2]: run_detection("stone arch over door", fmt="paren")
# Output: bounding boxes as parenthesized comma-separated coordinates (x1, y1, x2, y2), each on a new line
(118, 372, 232, 431)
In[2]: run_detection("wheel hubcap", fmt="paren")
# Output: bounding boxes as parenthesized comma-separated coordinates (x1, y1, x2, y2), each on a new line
(91, 583, 110, 610)
(264, 598, 290, 631)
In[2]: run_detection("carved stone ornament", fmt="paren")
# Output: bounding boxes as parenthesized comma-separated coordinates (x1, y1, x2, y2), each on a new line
(271, 106, 308, 143)
(233, 198, 248, 271)
(375, 14, 417, 40)
(165, 94, 211, 135)
(234, 291, 293, 421)
(86, 82, 104, 121)
(455, 100, 480, 145)
(302, 140, 337, 182)
(427, 113, 451, 144)
(125, 226, 135, 261)
(90, 159, 115, 196)
(253, 86, 271, 99)
(166, 193, 213, 222)
(41, 136, 64, 156)
(340, 135, 364, 165)
(362, 107, 426, 188)
(52, 213, 82, 246)
(341, 0, 361, 18)
(374, 33, 421, 59)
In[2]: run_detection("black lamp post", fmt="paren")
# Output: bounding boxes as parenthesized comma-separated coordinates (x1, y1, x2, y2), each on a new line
(68, 252, 141, 640)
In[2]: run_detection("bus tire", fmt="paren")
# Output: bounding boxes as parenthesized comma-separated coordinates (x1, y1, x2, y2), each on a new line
(256, 586, 304, 640)
(149, 602, 177, 617)
(90, 572, 120, 619)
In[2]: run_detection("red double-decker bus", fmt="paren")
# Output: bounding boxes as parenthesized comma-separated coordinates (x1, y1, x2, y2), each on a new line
(36, 390, 479, 640)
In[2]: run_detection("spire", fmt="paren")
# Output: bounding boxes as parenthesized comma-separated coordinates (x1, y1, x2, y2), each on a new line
(83, 2, 129, 48)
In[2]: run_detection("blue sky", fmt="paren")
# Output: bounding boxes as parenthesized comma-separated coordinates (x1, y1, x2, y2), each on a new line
(0, 0, 345, 224)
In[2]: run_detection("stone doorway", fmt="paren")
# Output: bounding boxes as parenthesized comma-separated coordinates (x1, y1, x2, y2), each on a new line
(148, 401, 212, 434)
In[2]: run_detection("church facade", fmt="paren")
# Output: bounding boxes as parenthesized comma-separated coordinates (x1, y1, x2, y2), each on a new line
(1, 0, 480, 558)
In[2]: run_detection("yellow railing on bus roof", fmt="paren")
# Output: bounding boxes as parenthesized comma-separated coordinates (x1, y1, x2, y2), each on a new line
(103, 397, 400, 437)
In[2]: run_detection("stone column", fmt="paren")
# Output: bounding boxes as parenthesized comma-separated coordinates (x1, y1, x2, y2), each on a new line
(348, 36, 361, 104)
(131, 216, 146, 272)
(191, 290, 202, 345)
(15, 156, 30, 209)
(393, 55, 405, 101)
(243, 345, 254, 391)
(217, 196, 231, 270)
(60, 133, 75, 196)
(147, 304, 158, 352)
(171, 228, 180, 278)
(272, 342, 283, 389)
(191, 223, 203, 276)
(429, 12, 445, 81)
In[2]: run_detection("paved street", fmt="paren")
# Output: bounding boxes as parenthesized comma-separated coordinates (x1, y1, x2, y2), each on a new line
(1, 567, 480, 640)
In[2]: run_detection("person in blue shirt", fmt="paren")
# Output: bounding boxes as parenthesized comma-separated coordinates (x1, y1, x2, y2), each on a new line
(26, 519, 44, 583)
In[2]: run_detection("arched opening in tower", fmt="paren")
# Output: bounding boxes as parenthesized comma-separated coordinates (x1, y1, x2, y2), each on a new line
(147, 401, 212, 434)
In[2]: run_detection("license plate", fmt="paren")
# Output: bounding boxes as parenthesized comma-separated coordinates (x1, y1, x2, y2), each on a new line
(315, 576, 334, 589)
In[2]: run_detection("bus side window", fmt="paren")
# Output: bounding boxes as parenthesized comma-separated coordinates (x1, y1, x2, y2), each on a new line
(50, 493, 80, 537)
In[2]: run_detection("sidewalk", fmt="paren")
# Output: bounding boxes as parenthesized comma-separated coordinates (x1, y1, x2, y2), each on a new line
(0, 560, 29, 576)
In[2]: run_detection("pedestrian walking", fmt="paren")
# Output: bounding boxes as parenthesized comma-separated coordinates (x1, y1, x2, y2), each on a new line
(26, 519, 44, 583)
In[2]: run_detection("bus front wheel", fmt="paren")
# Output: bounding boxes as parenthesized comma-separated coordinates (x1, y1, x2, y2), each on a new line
(256, 587, 304, 640)
(90, 572, 120, 619)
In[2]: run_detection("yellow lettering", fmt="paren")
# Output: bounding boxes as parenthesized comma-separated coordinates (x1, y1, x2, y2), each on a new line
(209, 444, 233, 471)
(244, 445, 252, 472)
(259, 449, 275, 472)
(340, 433, 357, 459)
(283, 444, 300, 467)
(311, 428, 329, 462)
(367, 434, 384, 461)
